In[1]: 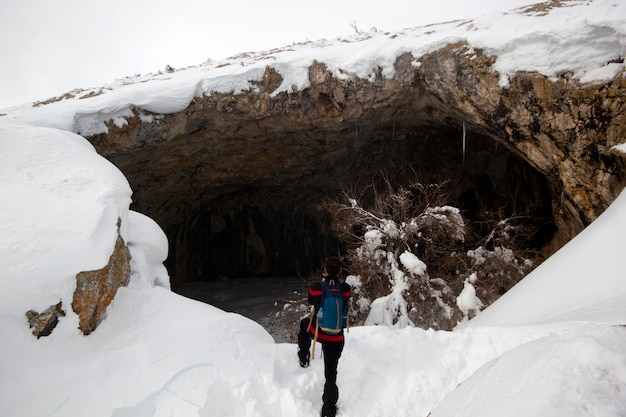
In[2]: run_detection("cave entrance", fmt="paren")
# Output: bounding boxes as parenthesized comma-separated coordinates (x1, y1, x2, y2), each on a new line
(161, 125, 556, 292)
(168, 193, 339, 282)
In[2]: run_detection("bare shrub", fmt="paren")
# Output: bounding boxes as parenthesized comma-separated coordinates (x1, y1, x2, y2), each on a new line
(463, 211, 543, 312)
(321, 175, 541, 331)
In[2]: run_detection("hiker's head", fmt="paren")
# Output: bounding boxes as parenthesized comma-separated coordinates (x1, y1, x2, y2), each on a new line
(323, 257, 342, 278)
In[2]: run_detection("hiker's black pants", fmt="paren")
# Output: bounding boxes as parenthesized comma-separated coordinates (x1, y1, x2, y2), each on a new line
(298, 318, 344, 413)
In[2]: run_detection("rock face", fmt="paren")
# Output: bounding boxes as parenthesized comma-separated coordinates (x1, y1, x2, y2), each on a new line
(72, 220, 131, 335)
(418, 43, 626, 248)
(86, 45, 626, 288)
(26, 301, 66, 339)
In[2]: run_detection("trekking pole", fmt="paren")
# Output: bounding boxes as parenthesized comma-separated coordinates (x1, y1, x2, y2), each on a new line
(307, 306, 315, 335)
(312, 318, 319, 360)
(345, 314, 350, 334)
(308, 306, 316, 359)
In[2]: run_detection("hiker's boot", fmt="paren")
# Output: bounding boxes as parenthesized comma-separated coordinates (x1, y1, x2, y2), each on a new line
(321, 404, 337, 417)
(298, 350, 310, 368)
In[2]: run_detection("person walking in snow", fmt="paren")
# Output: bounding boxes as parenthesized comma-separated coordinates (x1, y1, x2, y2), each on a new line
(298, 256, 352, 417)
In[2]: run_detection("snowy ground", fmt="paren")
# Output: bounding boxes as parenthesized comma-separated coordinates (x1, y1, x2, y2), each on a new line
(1, 1, 626, 416)
(2, 118, 625, 417)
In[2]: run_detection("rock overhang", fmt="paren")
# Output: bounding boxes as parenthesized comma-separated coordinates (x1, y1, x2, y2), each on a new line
(78, 46, 625, 286)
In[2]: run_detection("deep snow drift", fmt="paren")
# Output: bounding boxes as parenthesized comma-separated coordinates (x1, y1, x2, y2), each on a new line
(1, 1, 626, 416)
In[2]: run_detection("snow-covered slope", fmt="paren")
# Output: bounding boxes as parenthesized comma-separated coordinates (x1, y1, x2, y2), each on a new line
(1, 1, 626, 416)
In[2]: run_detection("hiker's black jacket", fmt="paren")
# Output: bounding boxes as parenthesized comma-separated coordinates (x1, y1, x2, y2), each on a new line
(307, 278, 352, 342)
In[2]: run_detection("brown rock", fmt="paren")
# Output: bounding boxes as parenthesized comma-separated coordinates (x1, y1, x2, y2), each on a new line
(26, 301, 66, 339)
(71, 219, 131, 335)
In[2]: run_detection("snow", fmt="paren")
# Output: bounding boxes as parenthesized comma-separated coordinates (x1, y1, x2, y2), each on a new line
(456, 273, 484, 318)
(1, 1, 626, 416)
(0, 125, 132, 314)
(1, 0, 550, 110)
(429, 324, 626, 417)
(399, 251, 427, 276)
(2, 0, 625, 137)
(364, 251, 412, 328)
(126, 210, 170, 290)
(615, 142, 626, 154)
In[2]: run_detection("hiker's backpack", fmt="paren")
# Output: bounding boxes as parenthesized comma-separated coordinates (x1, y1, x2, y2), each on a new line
(317, 279, 346, 335)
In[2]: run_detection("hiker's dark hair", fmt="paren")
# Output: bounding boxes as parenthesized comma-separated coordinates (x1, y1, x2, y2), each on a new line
(324, 257, 342, 277)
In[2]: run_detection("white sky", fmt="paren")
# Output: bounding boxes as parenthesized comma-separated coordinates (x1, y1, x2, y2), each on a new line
(0, 0, 538, 109)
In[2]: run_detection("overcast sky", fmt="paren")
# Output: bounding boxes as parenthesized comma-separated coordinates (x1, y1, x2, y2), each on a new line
(0, 0, 536, 109)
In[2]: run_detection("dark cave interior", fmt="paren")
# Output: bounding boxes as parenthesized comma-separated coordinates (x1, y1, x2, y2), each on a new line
(152, 125, 557, 290)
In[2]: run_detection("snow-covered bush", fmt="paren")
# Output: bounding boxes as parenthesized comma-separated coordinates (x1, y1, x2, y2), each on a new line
(323, 177, 540, 330)
(456, 273, 483, 321)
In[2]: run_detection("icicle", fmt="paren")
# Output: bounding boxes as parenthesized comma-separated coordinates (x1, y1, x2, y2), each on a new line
(462, 121, 466, 166)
